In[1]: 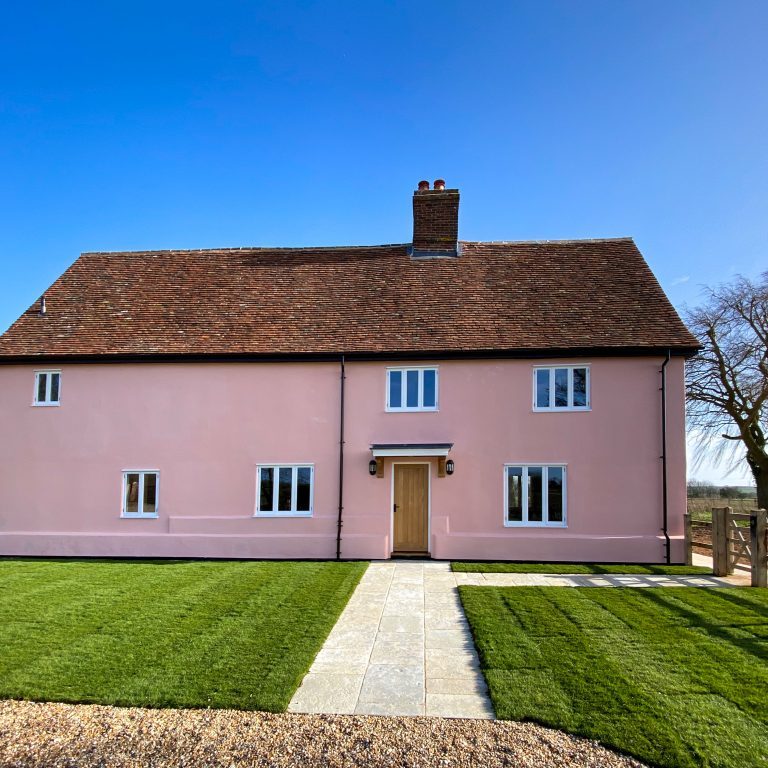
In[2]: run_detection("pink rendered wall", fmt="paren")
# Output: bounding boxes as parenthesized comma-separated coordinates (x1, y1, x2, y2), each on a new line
(343, 356, 687, 562)
(0, 356, 687, 562)
(0, 363, 344, 558)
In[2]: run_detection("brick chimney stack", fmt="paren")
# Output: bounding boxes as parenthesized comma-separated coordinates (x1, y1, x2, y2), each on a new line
(409, 179, 460, 258)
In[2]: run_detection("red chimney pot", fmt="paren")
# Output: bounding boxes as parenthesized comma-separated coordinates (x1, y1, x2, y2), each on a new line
(433, 179, 446, 190)
(417, 180, 430, 191)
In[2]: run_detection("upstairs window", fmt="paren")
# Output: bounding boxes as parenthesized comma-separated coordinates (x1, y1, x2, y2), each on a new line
(256, 464, 313, 517)
(122, 471, 159, 518)
(505, 465, 566, 527)
(33, 371, 61, 406)
(534, 366, 589, 411)
(387, 367, 438, 411)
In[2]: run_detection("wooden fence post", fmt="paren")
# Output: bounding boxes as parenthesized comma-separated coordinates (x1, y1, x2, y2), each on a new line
(684, 513, 692, 566)
(712, 507, 729, 576)
(751, 509, 767, 588)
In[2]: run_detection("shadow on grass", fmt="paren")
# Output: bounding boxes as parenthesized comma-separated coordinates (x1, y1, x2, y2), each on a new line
(628, 587, 768, 666)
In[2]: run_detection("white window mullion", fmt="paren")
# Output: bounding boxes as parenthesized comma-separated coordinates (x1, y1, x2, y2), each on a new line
(138, 474, 145, 516)
(549, 369, 555, 408)
(542, 466, 549, 524)
(562, 469, 567, 523)
(522, 467, 529, 524)
(273, 467, 279, 514)
(417, 369, 424, 409)
(45, 374, 52, 402)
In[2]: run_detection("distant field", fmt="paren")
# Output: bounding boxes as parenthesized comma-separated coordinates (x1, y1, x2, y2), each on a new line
(687, 496, 758, 522)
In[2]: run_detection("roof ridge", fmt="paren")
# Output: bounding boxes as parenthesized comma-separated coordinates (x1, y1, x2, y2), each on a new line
(461, 237, 635, 245)
(80, 244, 410, 257)
(79, 237, 635, 257)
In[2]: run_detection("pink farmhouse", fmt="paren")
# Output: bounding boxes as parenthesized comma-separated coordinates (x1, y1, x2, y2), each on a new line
(0, 181, 699, 563)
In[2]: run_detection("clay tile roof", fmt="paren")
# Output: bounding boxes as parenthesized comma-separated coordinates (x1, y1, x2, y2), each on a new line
(0, 238, 699, 359)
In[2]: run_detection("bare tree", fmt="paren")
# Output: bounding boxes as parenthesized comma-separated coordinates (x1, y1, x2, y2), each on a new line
(686, 272, 768, 509)
(686, 478, 718, 498)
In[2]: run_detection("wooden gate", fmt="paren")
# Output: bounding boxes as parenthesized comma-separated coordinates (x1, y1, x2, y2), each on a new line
(707, 507, 768, 587)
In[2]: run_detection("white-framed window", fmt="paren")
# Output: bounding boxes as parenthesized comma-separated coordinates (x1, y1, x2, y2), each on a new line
(504, 465, 566, 527)
(386, 367, 438, 411)
(256, 464, 314, 517)
(33, 370, 61, 406)
(533, 366, 590, 411)
(122, 471, 159, 518)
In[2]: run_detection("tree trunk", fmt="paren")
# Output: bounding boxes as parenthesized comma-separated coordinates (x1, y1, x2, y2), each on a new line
(747, 452, 768, 510)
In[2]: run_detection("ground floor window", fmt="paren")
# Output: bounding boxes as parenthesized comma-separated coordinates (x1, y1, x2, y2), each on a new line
(256, 464, 313, 517)
(122, 471, 159, 517)
(505, 465, 566, 526)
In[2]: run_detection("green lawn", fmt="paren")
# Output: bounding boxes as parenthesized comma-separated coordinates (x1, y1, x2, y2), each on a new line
(0, 558, 366, 712)
(459, 586, 768, 768)
(451, 562, 711, 575)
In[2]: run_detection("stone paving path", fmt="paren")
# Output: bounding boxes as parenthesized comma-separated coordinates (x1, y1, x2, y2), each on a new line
(453, 571, 749, 587)
(289, 561, 494, 718)
(289, 557, 747, 719)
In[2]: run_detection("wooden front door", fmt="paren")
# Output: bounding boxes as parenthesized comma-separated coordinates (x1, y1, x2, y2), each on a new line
(393, 464, 429, 554)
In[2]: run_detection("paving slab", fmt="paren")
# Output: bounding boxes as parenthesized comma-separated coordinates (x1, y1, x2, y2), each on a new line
(427, 693, 496, 719)
(427, 677, 489, 695)
(289, 561, 494, 718)
(426, 629, 475, 649)
(359, 664, 424, 703)
(286, 673, 363, 715)
(378, 615, 424, 634)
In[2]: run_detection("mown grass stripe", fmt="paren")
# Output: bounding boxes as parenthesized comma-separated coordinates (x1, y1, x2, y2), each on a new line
(459, 586, 768, 768)
(451, 562, 711, 574)
(0, 559, 366, 712)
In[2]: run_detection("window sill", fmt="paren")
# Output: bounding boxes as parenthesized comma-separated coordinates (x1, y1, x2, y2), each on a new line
(504, 522, 568, 528)
(121, 514, 159, 519)
(385, 408, 439, 413)
(253, 512, 313, 518)
(532, 407, 590, 413)
(31, 402, 60, 407)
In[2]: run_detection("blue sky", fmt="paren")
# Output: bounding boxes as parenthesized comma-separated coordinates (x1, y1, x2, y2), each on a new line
(1, 1, 765, 482)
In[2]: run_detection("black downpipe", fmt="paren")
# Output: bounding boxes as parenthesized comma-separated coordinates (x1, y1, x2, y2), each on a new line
(336, 355, 346, 560)
(660, 350, 671, 564)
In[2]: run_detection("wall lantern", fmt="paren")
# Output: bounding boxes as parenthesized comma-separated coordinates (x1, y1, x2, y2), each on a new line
(446, 459, 455, 475)
(368, 459, 378, 476)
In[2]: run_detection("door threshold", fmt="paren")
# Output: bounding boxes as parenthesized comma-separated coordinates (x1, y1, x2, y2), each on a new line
(391, 551, 431, 558)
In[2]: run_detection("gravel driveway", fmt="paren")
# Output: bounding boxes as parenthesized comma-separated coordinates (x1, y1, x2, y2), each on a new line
(0, 700, 644, 767)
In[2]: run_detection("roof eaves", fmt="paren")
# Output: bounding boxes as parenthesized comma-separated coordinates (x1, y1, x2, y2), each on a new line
(0, 344, 702, 366)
